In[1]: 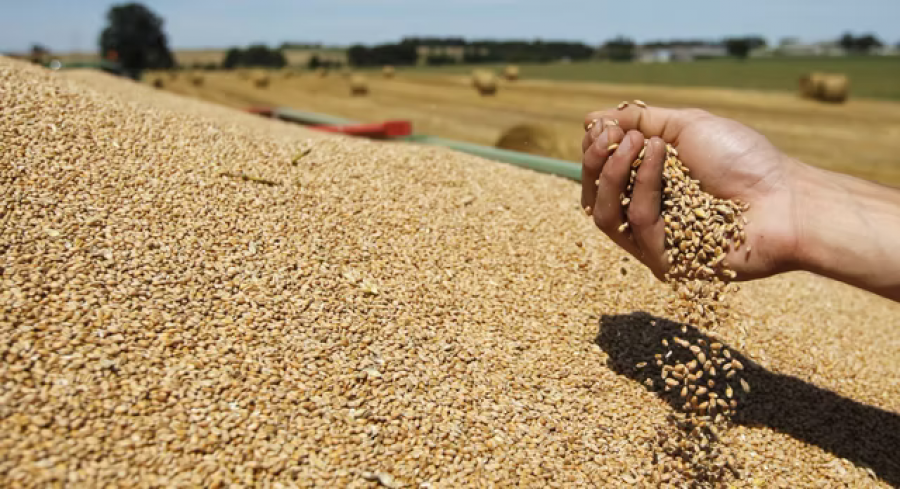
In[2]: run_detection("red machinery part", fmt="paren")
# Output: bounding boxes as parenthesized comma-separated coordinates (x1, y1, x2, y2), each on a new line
(245, 106, 275, 117)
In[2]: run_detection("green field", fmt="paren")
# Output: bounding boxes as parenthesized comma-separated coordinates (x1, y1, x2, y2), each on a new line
(411, 56, 900, 100)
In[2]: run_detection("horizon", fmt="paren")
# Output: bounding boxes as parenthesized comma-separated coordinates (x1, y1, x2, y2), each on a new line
(2, 0, 898, 54)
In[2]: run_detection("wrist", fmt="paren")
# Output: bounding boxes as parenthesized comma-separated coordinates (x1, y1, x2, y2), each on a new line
(787, 162, 832, 275)
(788, 162, 900, 300)
(789, 162, 859, 279)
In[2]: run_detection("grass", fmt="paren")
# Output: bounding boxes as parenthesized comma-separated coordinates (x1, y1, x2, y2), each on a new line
(410, 56, 900, 100)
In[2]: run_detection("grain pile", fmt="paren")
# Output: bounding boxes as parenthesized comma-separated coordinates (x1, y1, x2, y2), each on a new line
(2, 57, 899, 487)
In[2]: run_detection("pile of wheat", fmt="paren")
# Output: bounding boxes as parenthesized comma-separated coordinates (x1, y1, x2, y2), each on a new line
(1, 57, 898, 487)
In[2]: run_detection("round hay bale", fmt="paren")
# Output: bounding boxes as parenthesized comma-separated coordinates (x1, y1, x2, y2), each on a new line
(190, 74, 204, 87)
(472, 70, 498, 96)
(350, 75, 369, 96)
(817, 74, 849, 103)
(503, 65, 520, 81)
(799, 72, 849, 103)
(152, 77, 165, 89)
(254, 74, 270, 89)
(495, 124, 566, 159)
(382, 65, 395, 78)
(799, 72, 824, 99)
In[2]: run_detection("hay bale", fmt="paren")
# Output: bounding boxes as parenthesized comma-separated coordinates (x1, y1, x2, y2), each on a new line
(472, 70, 498, 96)
(254, 74, 270, 89)
(190, 74, 204, 87)
(799, 72, 849, 103)
(152, 78, 165, 89)
(350, 75, 369, 96)
(495, 123, 566, 159)
(382, 65, 395, 78)
(503, 65, 520, 81)
(798, 72, 822, 99)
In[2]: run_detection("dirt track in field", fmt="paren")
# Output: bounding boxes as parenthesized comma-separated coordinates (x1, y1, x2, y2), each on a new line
(152, 70, 900, 186)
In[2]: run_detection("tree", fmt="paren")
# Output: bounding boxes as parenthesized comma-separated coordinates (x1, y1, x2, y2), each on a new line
(600, 36, 636, 61)
(223, 48, 242, 69)
(856, 34, 883, 52)
(724, 38, 751, 59)
(99, 3, 174, 78)
(347, 45, 369, 66)
(839, 32, 884, 54)
(30, 44, 50, 64)
(220, 45, 286, 69)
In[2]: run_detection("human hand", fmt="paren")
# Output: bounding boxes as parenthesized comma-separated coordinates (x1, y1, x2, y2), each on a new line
(580, 104, 805, 281)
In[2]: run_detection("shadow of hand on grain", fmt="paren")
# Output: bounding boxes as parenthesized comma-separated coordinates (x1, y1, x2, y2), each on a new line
(596, 312, 900, 487)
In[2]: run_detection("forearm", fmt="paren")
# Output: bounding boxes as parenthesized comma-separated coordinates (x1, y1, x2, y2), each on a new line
(792, 163, 900, 302)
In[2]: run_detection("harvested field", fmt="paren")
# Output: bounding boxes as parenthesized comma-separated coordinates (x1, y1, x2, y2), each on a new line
(148, 69, 900, 186)
(3, 57, 900, 487)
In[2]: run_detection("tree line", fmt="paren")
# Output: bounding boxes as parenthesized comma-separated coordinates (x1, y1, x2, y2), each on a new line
(82, 2, 896, 76)
(347, 38, 596, 67)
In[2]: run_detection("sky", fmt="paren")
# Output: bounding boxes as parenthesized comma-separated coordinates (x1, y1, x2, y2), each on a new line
(2, 0, 898, 53)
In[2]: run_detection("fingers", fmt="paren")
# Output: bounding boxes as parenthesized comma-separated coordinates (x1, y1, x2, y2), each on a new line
(581, 116, 619, 153)
(592, 130, 645, 256)
(581, 123, 624, 210)
(627, 137, 668, 275)
(583, 104, 707, 143)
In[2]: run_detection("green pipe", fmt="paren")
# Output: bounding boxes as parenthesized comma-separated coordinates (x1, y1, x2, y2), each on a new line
(272, 107, 582, 182)
(398, 135, 581, 182)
